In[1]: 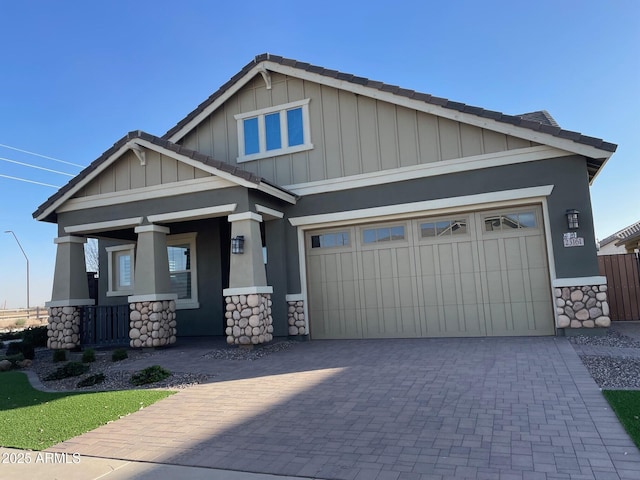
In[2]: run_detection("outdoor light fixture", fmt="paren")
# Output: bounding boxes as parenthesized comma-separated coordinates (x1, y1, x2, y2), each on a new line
(566, 209, 580, 230)
(231, 235, 245, 254)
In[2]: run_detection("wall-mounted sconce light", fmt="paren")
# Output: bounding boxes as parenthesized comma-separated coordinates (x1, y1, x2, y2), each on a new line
(231, 235, 245, 254)
(566, 209, 580, 230)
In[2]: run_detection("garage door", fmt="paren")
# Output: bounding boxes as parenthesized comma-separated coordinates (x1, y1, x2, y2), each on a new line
(306, 205, 554, 339)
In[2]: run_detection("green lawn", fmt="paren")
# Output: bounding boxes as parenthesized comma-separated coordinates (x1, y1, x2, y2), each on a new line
(603, 390, 640, 449)
(0, 371, 174, 450)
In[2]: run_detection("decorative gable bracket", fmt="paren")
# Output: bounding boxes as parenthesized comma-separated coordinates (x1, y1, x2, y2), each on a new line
(258, 66, 272, 90)
(127, 141, 146, 166)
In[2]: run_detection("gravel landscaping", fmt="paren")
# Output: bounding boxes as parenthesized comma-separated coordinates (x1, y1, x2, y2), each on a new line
(12, 339, 298, 392)
(569, 329, 640, 390)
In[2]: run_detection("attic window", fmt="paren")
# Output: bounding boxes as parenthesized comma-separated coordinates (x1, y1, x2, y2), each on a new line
(235, 99, 312, 162)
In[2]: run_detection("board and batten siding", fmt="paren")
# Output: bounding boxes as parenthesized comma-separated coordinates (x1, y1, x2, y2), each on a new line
(74, 149, 213, 197)
(178, 72, 536, 186)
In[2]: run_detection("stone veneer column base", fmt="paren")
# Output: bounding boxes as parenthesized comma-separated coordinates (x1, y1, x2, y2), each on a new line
(554, 284, 611, 329)
(47, 306, 81, 349)
(287, 300, 306, 335)
(225, 294, 273, 345)
(129, 300, 177, 348)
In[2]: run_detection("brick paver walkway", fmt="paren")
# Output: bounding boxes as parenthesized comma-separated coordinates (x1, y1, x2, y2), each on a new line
(50, 337, 640, 479)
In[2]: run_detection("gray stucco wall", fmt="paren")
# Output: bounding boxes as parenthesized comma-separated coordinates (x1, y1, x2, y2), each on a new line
(97, 218, 228, 337)
(281, 155, 599, 289)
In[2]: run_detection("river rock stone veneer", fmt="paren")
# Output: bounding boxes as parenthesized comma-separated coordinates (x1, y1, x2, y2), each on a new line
(225, 294, 273, 345)
(554, 285, 610, 329)
(47, 306, 81, 349)
(129, 300, 177, 348)
(288, 300, 307, 335)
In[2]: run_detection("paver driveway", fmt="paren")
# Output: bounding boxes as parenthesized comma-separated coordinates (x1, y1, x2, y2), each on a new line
(50, 337, 640, 479)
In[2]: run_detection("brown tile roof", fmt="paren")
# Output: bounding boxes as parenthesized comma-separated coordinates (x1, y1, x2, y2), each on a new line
(162, 53, 617, 158)
(32, 130, 295, 222)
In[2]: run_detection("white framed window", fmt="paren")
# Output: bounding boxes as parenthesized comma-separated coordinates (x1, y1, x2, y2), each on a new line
(235, 99, 313, 162)
(167, 233, 199, 309)
(106, 244, 135, 296)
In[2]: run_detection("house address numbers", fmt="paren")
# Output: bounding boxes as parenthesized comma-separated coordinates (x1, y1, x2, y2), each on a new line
(563, 232, 585, 247)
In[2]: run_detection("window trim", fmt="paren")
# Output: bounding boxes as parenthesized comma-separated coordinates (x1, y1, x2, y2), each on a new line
(235, 98, 313, 163)
(106, 244, 135, 297)
(167, 232, 199, 310)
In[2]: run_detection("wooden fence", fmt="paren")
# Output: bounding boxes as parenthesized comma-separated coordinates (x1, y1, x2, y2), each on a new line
(598, 253, 640, 321)
(0, 307, 48, 323)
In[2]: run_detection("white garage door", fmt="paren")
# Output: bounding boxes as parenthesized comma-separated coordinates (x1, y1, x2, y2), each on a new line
(306, 205, 554, 339)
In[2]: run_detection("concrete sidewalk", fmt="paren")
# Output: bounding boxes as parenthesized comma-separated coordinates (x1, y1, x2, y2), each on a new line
(0, 447, 314, 479)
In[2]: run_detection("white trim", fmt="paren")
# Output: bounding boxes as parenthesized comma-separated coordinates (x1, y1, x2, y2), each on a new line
(45, 299, 95, 307)
(128, 294, 178, 303)
(57, 177, 235, 214)
(135, 225, 170, 234)
(64, 217, 144, 235)
(256, 182, 297, 204)
(255, 204, 284, 219)
(167, 232, 199, 310)
(285, 294, 304, 302)
(167, 62, 613, 164)
(228, 212, 263, 223)
(239, 144, 314, 163)
(147, 204, 237, 223)
(223, 286, 274, 296)
(234, 98, 311, 120)
(235, 99, 313, 163)
(106, 244, 136, 296)
(284, 146, 571, 196)
(552, 276, 607, 287)
(289, 186, 555, 228)
(297, 227, 310, 330)
(53, 236, 87, 244)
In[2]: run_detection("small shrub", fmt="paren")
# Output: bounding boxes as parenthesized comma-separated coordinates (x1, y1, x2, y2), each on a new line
(111, 348, 128, 362)
(44, 362, 90, 381)
(4, 341, 34, 360)
(19, 342, 35, 360)
(5, 342, 21, 356)
(76, 373, 105, 388)
(22, 326, 48, 348)
(0, 331, 21, 341)
(130, 365, 171, 386)
(1, 353, 24, 368)
(52, 350, 67, 363)
(82, 348, 96, 363)
(14, 319, 26, 327)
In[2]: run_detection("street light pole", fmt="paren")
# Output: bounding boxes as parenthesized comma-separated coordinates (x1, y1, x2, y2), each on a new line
(4, 230, 29, 318)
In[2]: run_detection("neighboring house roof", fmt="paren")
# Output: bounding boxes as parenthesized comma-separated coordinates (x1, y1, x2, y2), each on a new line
(599, 220, 640, 248)
(616, 229, 640, 250)
(516, 110, 560, 128)
(163, 53, 616, 183)
(33, 130, 296, 222)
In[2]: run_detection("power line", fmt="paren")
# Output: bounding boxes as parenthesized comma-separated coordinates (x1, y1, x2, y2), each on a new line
(0, 142, 85, 168)
(0, 174, 60, 188)
(0, 156, 75, 176)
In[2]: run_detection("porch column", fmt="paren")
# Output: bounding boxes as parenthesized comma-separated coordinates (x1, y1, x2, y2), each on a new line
(46, 236, 94, 350)
(224, 212, 273, 346)
(127, 225, 178, 348)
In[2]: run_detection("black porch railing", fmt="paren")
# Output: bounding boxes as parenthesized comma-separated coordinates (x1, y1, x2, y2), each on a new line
(80, 305, 129, 347)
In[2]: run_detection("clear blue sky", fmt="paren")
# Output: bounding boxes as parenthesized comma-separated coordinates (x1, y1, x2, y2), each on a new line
(1, 1, 638, 308)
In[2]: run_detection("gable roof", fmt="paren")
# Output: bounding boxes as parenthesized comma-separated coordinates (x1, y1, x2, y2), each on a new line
(163, 54, 616, 183)
(599, 220, 640, 247)
(33, 130, 296, 222)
